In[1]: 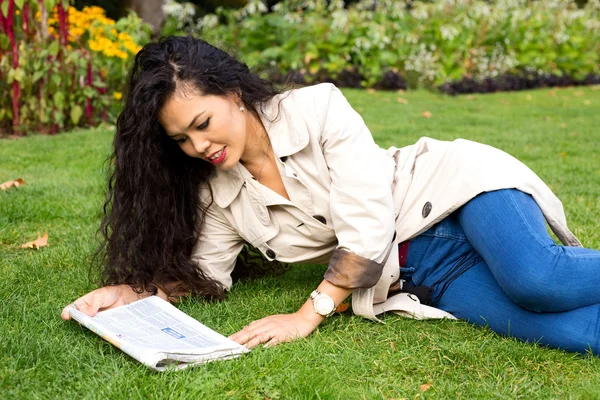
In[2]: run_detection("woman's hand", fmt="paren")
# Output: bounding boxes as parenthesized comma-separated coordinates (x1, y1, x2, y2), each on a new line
(230, 280, 353, 349)
(61, 284, 167, 320)
(229, 312, 321, 349)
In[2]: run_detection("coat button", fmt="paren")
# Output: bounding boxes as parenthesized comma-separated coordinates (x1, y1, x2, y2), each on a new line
(422, 202, 432, 218)
(279, 156, 288, 162)
(313, 215, 327, 224)
(266, 249, 276, 259)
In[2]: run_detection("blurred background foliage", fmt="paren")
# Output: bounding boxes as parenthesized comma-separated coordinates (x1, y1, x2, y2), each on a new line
(1, 0, 599, 136)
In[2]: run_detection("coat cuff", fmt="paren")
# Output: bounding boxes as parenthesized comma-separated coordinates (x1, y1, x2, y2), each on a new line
(323, 248, 384, 289)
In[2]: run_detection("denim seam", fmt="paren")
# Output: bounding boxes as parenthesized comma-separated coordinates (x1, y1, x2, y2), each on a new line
(419, 232, 469, 242)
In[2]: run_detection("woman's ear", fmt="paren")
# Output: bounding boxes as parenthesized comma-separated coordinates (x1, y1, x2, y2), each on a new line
(228, 91, 242, 105)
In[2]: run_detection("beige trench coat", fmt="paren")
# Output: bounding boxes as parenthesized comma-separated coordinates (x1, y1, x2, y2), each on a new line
(191, 83, 581, 322)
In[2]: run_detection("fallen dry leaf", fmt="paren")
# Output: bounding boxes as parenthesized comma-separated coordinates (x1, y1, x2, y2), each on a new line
(420, 383, 432, 392)
(560, 123, 567, 128)
(573, 91, 584, 97)
(584, 100, 591, 105)
(422, 111, 432, 118)
(0, 178, 25, 191)
(367, 88, 376, 94)
(466, 95, 476, 100)
(21, 232, 49, 249)
(561, 152, 567, 157)
(526, 94, 532, 100)
(500, 98, 508, 104)
(548, 90, 556, 97)
(396, 97, 408, 104)
(390, 342, 395, 349)
(397, 89, 405, 94)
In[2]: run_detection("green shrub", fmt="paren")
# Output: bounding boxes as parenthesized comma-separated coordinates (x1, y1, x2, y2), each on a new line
(163, 0, 600, 89)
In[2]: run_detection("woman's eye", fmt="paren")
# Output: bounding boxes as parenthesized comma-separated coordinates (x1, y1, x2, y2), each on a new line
(175, 136, 188, 144)
(197, 117, 210, 130)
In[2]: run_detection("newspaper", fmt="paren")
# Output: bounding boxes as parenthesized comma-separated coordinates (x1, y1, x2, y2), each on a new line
(68, 296, 248, 371)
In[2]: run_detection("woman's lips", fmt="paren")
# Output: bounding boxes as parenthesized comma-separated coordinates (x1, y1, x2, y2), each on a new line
(207, 147, 227, 165)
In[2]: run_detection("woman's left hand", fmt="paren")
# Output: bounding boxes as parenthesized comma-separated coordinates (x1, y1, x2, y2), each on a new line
(229, 312, 321, 349)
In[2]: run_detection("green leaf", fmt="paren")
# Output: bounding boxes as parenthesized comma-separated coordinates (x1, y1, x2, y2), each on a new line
(15, 0, 25, 10)
(53, 92, 65, 110)
(54, 110, 65, 127)
(6, 68, 25, 84)
(0, 34, 10, 52)
(44, 0, 56, 12)
(48, 40, 60, 57)
(92, 80, 107, 88)
(32, 70, 45, 84)
(66, 51, 81, 64)
(12, 68, 25, 83)
(51, 74, 61, 87)
(1, 2, 8, 18)
(70, 105, 83, 125)
(83, 87, 96, 98)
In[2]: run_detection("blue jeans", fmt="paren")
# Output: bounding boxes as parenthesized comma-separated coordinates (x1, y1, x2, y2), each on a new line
(403, 189, 600, 354)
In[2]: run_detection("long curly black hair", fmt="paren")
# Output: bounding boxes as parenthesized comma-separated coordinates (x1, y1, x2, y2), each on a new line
(97, 36, 283, 300)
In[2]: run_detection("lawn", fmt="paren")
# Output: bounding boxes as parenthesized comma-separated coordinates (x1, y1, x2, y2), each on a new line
(1, 86, 599, 399)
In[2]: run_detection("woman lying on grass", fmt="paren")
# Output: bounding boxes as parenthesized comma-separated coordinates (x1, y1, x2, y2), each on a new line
(62, 36, 600, 354)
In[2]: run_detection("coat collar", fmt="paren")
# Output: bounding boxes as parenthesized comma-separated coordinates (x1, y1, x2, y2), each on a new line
(209, 90, 309, 208)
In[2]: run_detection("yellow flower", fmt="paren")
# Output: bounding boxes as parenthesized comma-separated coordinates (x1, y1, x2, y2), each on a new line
(103, 47, 117, 57)
(113, 92, 122, 100)
(123, 40, 139, 53)
(118, 32, 132, 42)
(98, 16, 115, 25)
(87, 6, 105, 16)
(88, 39, 101, 52)
(70, 27, 85, 38)
(16, 9, 21, 15)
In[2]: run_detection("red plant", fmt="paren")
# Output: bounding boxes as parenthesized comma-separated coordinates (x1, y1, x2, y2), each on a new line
(0, 0, 21, 135)
(85, 59, 93, 124)
(57, 1, 68, 60)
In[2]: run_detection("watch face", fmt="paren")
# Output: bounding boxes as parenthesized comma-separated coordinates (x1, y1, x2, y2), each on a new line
(315, 295, 335, 315)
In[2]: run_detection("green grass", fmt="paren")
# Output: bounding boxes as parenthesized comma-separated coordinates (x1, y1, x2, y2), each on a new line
(1, 86, 599, 399)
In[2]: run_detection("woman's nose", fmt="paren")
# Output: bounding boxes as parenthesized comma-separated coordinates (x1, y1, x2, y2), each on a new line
(191, 137, 211, 155)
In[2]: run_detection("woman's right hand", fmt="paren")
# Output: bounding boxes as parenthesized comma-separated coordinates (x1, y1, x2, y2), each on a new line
(61, 284, 154, 321)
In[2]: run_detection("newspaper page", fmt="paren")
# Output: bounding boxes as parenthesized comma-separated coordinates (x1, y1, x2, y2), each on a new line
(68, 296, 248, 371)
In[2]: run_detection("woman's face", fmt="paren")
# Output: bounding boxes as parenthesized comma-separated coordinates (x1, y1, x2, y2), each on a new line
(158, 88, 250, 170)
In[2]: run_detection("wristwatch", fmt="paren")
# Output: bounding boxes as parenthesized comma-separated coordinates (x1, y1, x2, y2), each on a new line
(310, 290, 336, 317)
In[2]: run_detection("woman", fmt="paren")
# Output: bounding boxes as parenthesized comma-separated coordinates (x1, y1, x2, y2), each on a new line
(62, 36, 600, 354)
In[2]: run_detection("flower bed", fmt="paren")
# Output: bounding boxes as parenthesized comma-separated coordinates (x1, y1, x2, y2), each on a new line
(0, 1, 150, 136)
